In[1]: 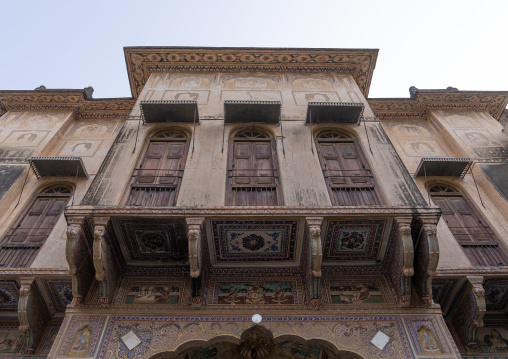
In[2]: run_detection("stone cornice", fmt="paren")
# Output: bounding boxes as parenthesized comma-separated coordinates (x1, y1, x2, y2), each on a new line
(0, 89, 135, 119)
(369, 88, 508, 121)
(124, 47, 378, 98)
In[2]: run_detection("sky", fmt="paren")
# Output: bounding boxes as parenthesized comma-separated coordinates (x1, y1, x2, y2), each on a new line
(1, 0, 507, 99)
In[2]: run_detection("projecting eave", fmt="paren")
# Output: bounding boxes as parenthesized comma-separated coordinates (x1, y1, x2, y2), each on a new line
(0, 87, 135, 119)
(123, 46, 378, 99)
(368, 87, 508, 121)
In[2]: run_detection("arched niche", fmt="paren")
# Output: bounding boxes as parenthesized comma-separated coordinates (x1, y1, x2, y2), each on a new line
(147, 325, 365, 359)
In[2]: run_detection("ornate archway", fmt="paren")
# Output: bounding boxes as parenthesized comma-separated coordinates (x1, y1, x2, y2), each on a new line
(148, 325, 365, 359)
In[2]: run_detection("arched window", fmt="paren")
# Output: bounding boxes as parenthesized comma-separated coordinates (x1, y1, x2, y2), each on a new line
(226, 130, 282, 206)
(126, 130, 189, 206)
(430, 184, 508, 266)
(0, 185, 72, 268)
(315, 131, 381, 206)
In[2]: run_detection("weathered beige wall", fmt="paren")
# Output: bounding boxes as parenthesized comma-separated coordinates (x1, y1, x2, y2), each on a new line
(105, 72, 420, 208)
(0, 111, 125, 269)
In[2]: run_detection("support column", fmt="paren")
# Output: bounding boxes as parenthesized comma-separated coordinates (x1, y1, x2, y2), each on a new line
(66, 217, 94, 304)
(306, 217, 323, 307)
(18, 278, 49, 351)
(93, 217, 119, 304)
(413, 216, 439, 305)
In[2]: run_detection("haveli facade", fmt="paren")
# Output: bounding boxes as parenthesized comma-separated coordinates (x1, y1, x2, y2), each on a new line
(0, 47, 507, 359)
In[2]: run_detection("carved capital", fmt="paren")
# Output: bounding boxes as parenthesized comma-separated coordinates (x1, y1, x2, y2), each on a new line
(306, 217, 323, 278)
(186, 217, 204, 278)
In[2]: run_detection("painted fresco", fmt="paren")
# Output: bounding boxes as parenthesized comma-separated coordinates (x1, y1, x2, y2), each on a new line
(328, 281, 385, 304)
(59, 316, 105, 358)
(0, 325, 24, 353)
(210, 279, 302, 305)
(405, 317, 447, 355)
(37, 323, 61, 354)
(125, 285, 180, 304)
(115, 279, 186, 305)
(484, 279, 508, 310)
(476, 327, 508, 353)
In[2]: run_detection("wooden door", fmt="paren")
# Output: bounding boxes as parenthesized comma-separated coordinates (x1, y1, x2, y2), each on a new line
(227, 132, 281, 206)
(127, 136, 189, 206)
(0, 189, 70, 268)
(316, 134, 381, 206)
(431, 189, 508, 266)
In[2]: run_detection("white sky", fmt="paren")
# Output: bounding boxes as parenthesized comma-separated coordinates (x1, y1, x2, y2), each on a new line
(1, 0, 507, 99)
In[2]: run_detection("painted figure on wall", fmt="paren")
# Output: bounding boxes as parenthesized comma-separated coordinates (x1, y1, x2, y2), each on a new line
(417, 325, 442, 355)
(484, 329, 508, 352)
(329, 282, 384, 304)
(66, 325, 92, 357)
(216, 283, 295, 305)
(0, 329, 23, 353)
(125, 285, 180, 304)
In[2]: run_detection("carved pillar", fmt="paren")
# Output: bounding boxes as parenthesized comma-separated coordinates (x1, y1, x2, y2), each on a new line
(306, 217, 323, 307)
(306, 217, 323, 278)
(413, 216, 439, 305)
(93, 217, 118, 304)
(186, 217, 204, 278)
(451, 276, 485, 347)
(18, 278, 49, 350)
(66, 217, 94, 304)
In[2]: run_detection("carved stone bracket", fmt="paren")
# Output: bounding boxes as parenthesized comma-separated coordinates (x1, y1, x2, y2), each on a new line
(413, 217, 440, 305)
(66, 217, 94, 305)
(397, 218, 414, 278)
(186, 217, 204, 278)
(306, 217, 323, 278)
(18, 278, 49, 350)
(92, 217, 118, 304)
(451, 276, 485, 346)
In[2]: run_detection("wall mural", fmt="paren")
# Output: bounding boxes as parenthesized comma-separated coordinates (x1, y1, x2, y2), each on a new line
(326, 278, 391, 304)
(476, 327, 508, 353)
(59, 316, 105, 358)
(209, 278, 302, 306)
(483, 279, 508, 310)
(0, 324, 24, 354)
(42, 279, 73, 312)
(405, 317, 447, 355)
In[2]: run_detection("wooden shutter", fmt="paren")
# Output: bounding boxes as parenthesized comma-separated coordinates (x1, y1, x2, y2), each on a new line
(127, 138, 189, 206)
(432, 192, 508, 266)
(316, 137, 381, 206)
(227, 137, 281, 206)
(0, 194, 69, 268)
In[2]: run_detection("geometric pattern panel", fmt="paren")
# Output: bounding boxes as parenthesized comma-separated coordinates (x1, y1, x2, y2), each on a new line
(0, 280, 19, 312)
(208, 277, 304, 306)
(114, 218, 188, 265)
(484, 279, 508, 310)
(325, 276, 395, 304)
(212, 220, 297, 262)
(115, 278, 187, 305)
(405, 317, 448, 355)
(37, 323, 62, 354)
(42, 279, 73, 312)
(323, 220, 386, 261)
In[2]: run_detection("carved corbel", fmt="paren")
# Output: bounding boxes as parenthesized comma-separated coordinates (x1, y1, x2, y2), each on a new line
(306, 217, 323, 277)
(66, 217, 94, 304)
(18, 278, 48, 350)
(413, 217, 439, 305)
(397, 219, 414, 278)
(451, 276, 485, 346)
(186, 217, 204, 278)
(93, 217, 117, 303)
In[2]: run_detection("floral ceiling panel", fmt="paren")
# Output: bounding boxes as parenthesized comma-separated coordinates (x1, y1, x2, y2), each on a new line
(322, 220, 388, 263)
(209, 220, 300, 267)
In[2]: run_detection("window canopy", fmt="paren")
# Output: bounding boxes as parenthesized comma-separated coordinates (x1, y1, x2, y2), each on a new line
(306, 102, 364, 125)
(28, 157, 89, 179)
(140, 100, 199, 124)
(224, 100, 281, 124)
(414, 158, 473, 179)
